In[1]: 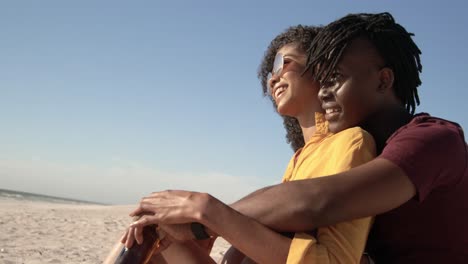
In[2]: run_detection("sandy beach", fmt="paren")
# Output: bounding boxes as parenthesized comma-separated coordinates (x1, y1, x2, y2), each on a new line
(0, 199, 230, 264)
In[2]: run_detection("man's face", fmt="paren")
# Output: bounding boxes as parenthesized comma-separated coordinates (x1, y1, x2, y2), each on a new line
(318, 38, 387, 133)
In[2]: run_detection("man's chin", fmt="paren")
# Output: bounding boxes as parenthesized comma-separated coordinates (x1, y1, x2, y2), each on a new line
(328, 122, 346, 133)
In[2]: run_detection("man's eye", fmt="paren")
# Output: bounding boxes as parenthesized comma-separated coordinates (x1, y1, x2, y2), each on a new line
(321, 73, 342, 87)
(331, 72, 342, 80)
(329, 73, 342, 83)
(321, 80, 334, 87)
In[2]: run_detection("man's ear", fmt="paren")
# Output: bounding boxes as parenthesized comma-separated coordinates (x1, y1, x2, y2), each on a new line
(377, 67, 395, 93)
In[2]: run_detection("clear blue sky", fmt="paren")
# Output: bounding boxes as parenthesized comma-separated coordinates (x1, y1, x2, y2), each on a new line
(1, 1, 467, 204)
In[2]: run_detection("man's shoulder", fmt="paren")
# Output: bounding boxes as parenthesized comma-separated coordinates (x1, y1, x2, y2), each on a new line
(411, 113, 463, 127)
(387, 112, 465, 143)
(380, 113, 467, 201)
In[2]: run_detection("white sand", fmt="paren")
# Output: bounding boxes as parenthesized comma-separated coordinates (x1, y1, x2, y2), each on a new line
(0, 200, 230, 264)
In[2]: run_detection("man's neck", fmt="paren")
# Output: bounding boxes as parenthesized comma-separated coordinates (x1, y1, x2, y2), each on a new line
(362, 106, 413, 154)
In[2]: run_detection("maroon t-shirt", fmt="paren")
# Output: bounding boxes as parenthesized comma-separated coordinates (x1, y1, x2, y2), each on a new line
(367, 113, 468, 263)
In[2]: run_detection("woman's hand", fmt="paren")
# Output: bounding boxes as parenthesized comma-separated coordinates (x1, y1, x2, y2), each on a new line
(120, 223, 173, 249)
(121, 223, 216, 257)
(119, 225, 172, 254)
(128, 223, 196, 246)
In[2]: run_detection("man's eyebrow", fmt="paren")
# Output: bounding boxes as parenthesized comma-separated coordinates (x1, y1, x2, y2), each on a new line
(334, 65, 345, 72)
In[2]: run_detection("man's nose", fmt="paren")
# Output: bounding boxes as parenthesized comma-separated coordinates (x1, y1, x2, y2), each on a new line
(318, 85, 332, 102)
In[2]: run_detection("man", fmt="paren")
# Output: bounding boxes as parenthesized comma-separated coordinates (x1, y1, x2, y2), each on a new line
(231, 12, 468, 263)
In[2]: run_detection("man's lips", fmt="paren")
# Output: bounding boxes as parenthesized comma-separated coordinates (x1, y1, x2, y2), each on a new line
(325, 108, 341, 114)
(322, 104, 342, 120)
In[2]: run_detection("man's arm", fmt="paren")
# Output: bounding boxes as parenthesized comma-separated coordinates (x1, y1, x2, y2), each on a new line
(230, 184, 274, 206)
(231, 158, 416, 232)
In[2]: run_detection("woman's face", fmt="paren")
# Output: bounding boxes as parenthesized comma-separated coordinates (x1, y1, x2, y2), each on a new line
(268, 44, 321, 118)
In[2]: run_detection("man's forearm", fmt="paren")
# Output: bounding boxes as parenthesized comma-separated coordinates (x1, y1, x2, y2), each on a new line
(230, 158, 416, 233)
(229, 180, 325, 232)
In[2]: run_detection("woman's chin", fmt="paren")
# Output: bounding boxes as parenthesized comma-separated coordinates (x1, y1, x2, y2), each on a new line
(276, 102, 292, 116)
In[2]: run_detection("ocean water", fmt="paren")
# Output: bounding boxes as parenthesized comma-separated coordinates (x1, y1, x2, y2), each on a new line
(0, 188, 103, 205)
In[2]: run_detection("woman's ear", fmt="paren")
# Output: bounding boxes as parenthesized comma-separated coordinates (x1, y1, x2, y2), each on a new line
(378, 67, 395, 93)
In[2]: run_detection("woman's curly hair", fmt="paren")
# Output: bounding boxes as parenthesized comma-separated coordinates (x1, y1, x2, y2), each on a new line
(257, 25, 322, 151)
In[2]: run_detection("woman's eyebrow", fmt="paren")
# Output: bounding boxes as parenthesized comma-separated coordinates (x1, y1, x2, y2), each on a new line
(283, 53, 307, 60)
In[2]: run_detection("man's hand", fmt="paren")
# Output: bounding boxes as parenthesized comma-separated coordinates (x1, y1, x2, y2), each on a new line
(130, 190, 212, 225)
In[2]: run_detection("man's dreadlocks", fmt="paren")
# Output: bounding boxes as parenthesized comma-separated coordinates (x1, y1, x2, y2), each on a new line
(306, 12, 422, 114)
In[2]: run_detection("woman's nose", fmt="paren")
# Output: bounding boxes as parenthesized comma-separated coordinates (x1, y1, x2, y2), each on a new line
(268, 74, 280, 94)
